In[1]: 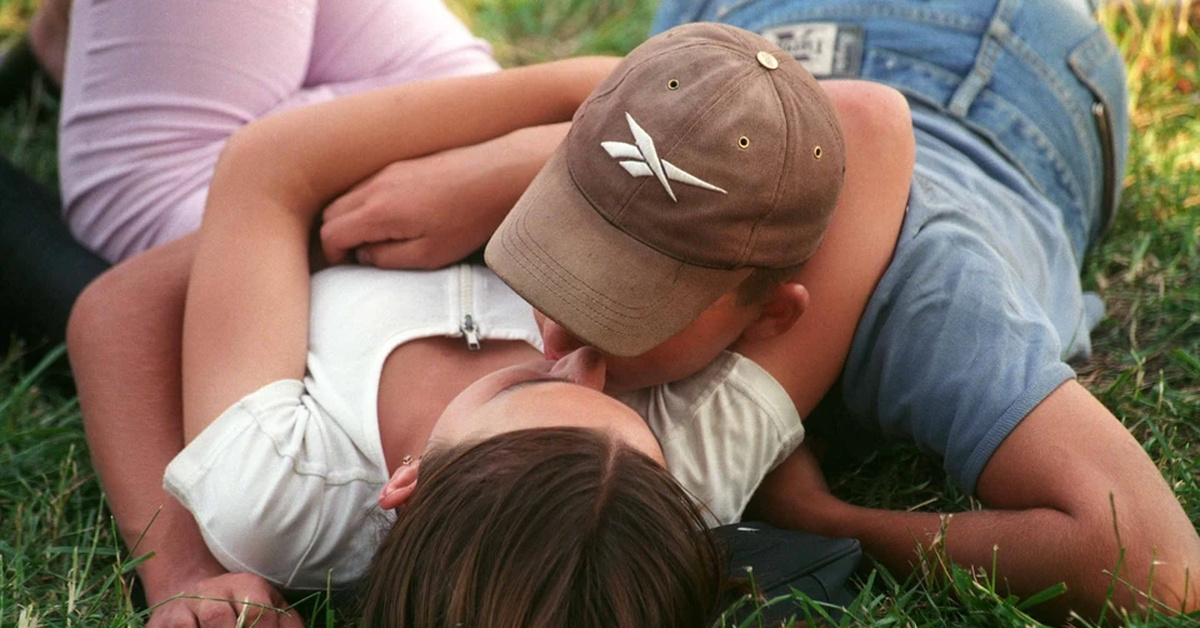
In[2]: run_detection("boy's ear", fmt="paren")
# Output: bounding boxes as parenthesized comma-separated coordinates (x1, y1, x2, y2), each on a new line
(739, 281, 809, 344)
(379, 461, 421, 511)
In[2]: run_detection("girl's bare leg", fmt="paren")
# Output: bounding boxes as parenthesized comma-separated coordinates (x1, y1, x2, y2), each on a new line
(68, 236, 299, 626)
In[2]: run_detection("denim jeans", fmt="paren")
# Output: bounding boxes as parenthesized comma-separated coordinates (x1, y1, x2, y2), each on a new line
(653, 0, 1129, 258)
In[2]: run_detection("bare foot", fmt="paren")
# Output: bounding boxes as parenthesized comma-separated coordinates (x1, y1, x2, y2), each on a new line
(28, 0, 70, 86)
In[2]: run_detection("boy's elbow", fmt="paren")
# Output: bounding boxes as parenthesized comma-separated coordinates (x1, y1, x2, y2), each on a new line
(1148, 564, 1200, 615)
(1118, 538, 1200, 615)
(1068, 502, 1200, 616)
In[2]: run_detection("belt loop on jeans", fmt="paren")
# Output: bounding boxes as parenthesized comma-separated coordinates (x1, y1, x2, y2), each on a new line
(947, 0, 1021, 116)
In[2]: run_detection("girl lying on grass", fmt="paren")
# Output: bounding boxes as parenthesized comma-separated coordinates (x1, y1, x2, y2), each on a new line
(70, 0, 1200, 623)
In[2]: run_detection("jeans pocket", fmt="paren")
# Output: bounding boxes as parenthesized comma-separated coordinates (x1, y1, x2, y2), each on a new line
(1068, 27, 1130, 236)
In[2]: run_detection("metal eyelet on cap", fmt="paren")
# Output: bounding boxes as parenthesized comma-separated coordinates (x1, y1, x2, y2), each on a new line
(738, 136, 750, 149)
(667, 78, 680, 90)
(813, 146, 823, 159)
(756, 51, 779, 70)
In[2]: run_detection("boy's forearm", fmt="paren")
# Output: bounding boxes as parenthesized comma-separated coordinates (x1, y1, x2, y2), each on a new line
(754, 474, 1131, 623)
(220, 57, 617, 222)
(797, 500, 1094, 623)
(753, 383, 1200, 621)
(465, 123, 572, 231)
(804, 499, 1193, 622)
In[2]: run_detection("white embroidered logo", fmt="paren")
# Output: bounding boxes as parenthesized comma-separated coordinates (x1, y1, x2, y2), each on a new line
(601, 112, 727, 202)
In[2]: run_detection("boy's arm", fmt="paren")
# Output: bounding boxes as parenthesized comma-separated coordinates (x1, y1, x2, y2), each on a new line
(320, 122, 572, 269)
(68, 236, 301, 627)
(751, 381, 1200, 622)
(735, 80, 1200, 620)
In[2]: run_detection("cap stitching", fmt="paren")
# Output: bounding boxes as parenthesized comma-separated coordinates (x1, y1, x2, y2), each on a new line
(500, 233, 629, 337)
(508, 209, 676, 320)
(740, 66, 791, 267)
(500, 222, 693, 348)
(497, 205, 749, 348)
(742, 68, 846, 267)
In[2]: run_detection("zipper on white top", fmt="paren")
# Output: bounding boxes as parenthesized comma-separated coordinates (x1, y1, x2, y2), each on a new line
(459, 265, 481, 351)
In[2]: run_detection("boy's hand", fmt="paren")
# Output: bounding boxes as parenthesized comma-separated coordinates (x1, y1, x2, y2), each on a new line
(320, 146, 499, 270)
(146, 573, 303, 628)
(320, 122, 571, 270)
(748, 443, 847, 537)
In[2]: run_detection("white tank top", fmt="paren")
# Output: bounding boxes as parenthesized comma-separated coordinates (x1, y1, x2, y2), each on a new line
(166, 264, 804, 589)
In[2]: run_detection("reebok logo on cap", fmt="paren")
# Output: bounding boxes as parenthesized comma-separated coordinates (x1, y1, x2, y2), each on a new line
(601, 112, 728, 202)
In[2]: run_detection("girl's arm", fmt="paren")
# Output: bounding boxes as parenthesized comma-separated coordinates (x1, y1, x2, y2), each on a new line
(69, 236, 301, 627)
(182, 58, 619, 441)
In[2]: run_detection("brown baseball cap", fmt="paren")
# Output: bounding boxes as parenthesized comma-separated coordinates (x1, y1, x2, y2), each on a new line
(485, 22, 845, 357)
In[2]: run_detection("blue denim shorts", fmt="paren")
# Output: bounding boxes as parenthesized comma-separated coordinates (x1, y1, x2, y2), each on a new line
(653, 0, 1129, 255)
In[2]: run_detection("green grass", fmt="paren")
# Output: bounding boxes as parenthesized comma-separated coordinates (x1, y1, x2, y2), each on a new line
(2, 0, 1199, 626)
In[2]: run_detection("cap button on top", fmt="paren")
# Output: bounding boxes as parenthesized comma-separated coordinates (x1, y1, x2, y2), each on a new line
(756, 50, 779, 70)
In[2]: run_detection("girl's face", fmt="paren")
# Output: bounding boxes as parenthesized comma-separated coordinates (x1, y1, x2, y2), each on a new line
(426, 347, 665, 465)
(535, 292, 762, 396)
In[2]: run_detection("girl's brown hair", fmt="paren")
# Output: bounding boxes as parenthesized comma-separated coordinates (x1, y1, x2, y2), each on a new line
(359, 427, 723, 628)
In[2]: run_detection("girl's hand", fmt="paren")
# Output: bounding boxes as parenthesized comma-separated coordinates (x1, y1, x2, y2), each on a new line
(146, 573, 303, 628)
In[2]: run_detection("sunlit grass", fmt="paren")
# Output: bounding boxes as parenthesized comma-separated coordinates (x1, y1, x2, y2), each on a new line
(2, 0, 1198, 625)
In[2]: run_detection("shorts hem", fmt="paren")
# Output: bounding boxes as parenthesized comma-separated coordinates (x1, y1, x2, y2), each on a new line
(164, 379, 306, 492)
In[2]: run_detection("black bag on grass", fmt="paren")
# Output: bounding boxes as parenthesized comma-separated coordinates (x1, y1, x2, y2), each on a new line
(716, 521, 862, 625)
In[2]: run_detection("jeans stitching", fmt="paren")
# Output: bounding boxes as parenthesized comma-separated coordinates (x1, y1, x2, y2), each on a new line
(1001, 32, 1098, 201)
(861, 48, 1085, 232)
(975, 89, 1085, 222)
(724, 3, 985, 33)
(949, 0, 1019, 115)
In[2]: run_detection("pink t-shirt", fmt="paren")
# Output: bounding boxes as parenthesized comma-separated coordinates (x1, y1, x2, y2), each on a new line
(59, 0, 499, 263)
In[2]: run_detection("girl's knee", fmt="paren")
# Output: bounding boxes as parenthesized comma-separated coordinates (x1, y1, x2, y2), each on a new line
(66, 266, 124, 365)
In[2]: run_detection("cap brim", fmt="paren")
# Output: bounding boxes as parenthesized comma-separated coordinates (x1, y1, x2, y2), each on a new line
(485, 146, 751, 357)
